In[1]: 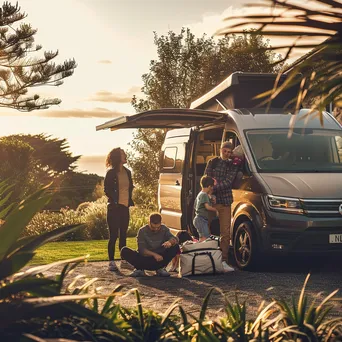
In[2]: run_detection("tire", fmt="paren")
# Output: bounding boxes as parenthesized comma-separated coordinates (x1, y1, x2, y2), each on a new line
(233, 221, 259, 271)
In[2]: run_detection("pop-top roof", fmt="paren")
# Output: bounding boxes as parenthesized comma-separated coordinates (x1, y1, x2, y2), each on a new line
(190, 72, 301, 111)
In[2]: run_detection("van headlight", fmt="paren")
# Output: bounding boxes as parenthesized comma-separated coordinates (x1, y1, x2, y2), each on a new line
(267, 195, 303, 214)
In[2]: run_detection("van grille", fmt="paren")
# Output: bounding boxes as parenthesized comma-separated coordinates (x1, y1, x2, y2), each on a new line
(301, 199, 342, 218)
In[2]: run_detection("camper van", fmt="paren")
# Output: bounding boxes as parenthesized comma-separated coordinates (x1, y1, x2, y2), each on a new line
(97, 72, 342, 270)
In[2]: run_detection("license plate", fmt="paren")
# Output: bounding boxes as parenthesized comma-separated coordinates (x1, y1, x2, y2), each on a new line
(329, 234, 342, 244)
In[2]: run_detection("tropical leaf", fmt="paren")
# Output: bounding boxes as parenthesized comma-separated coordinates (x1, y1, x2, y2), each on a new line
(0, 252, 36, 279)
(218, 0, 342, 117)
(200, 287, 215, 322)
(0, 277, 57, 299)
(0, 189, 52, 262)
(10, 255, 89, 281)
(100, 285, 125, 316)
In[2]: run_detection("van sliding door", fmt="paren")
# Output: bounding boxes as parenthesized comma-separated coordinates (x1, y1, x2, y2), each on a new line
(158, 143, 186, 230)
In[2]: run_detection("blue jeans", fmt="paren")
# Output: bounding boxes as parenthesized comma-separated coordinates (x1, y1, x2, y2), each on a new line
(193, 215, 210, 238)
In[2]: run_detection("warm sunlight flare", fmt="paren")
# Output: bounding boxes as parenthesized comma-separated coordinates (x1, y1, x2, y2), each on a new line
(1, 2, 341, 340)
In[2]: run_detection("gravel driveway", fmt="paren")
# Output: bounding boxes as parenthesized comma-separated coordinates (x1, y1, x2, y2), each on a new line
(44, 255, 342, 320)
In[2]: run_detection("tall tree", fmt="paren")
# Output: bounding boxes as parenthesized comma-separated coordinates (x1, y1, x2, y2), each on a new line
(129, 28, 283, 194)
(127, 128, 165, 193)
(45, 172, 104, 211)
(132, 28, 282, 112)
(218, 0, 341, 117)
(0, 137, 34, 203)
(7, 133, 80, 177)
(0, 2, 76, 111)
(0, 134, 103, 211)
(0, 134, 79, 207)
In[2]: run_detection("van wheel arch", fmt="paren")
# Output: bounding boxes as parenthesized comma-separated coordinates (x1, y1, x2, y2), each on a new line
(233, 217, 259, 270)
(233, 215, 253, 238)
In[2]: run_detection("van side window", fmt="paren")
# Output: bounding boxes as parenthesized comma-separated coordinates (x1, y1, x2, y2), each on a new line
(335, 136, 342, 162)
(163, 147, 177, 169)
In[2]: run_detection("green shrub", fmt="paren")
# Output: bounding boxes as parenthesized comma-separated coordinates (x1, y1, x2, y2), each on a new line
(127, 206, 150, 237)
(24, 197, 151, 241)
(24, 208, 85, 241)
(82, 201, 108, 240)
(132, 185, 158, 210)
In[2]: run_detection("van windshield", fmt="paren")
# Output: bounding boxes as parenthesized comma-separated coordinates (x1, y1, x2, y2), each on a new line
(246, 129, 342, 172)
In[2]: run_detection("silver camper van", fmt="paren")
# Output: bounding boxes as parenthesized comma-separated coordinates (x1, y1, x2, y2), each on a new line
(97, 72, 342, 269)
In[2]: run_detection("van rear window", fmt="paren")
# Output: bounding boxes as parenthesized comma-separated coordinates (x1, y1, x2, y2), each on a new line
(246, 129, 342, 172)
(162, 147, 177, 169)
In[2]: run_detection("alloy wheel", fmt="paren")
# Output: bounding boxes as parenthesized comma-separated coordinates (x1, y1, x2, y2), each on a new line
(235, 224, 252, 267)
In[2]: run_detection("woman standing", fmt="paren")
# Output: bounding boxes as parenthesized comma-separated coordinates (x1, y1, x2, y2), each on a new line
(104, 148, 134, 272)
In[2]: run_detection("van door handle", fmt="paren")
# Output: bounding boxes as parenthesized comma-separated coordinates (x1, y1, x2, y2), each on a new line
(175, 180, 180, 186)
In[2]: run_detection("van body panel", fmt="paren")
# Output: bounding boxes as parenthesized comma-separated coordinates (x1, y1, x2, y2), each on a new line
(261, 209, 342, 254)
(231, 191, 265, 241)
(227, 110, 341, 131)
(259, 173, 342, 199)
(159, 173, 182, 212)
(165, 128, 192, 139)
(158, 209, 183, 229)
(159, 133, 190, 230)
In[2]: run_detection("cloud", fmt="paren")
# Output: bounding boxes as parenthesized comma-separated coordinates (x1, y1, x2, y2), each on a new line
(88, 86, 141, 103)
(98, 60, 112, 64)
(36, 107, 127, 118)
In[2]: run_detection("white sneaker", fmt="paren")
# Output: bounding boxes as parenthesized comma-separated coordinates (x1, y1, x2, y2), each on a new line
(108, 261, 119, 272)
(222, 261, 235, 273)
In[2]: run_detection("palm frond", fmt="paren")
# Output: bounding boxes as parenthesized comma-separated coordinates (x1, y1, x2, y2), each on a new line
(218, 0, 342, 117)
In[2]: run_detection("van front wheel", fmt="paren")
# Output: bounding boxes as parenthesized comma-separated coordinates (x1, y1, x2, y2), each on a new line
(233, 221, 258, 270)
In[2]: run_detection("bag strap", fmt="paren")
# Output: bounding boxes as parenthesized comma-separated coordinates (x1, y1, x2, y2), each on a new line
(191, 251, 216, 276)
(182, 247, 218, 254)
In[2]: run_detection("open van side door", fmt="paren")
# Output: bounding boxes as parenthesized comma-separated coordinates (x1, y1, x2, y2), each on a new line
(97, 108, 226, 230)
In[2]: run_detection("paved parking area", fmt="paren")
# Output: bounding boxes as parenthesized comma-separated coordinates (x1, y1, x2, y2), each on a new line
(44, 256, 342, 319)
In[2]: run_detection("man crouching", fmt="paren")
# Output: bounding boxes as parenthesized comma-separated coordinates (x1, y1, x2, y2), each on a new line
(120, 212, 179, 277)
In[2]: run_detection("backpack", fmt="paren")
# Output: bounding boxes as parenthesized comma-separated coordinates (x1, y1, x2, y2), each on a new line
(180, 239, 223, 276)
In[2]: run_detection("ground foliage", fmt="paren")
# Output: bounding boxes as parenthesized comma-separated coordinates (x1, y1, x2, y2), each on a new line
(0, 183, 341, 341)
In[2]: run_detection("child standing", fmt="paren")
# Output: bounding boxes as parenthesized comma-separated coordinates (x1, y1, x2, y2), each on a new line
(193, 176, 218, 242)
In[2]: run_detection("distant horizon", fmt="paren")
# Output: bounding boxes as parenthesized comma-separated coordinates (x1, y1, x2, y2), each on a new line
(77, 155, 107, 177)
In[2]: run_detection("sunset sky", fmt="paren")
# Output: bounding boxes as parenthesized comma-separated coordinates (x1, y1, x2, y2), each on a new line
(0, 0, 309, 176)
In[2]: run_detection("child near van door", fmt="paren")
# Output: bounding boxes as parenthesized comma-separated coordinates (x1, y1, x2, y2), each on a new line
(193, 176, 218, 242)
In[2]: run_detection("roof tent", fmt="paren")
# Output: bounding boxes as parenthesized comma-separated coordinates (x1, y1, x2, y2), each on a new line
(190, 72, 301, 112)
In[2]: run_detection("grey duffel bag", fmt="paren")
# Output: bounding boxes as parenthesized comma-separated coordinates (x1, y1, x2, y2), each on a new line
(180, 240, 223, 276)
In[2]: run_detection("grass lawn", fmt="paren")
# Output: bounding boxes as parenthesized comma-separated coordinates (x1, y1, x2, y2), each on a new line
(30, 238, 137, 265)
